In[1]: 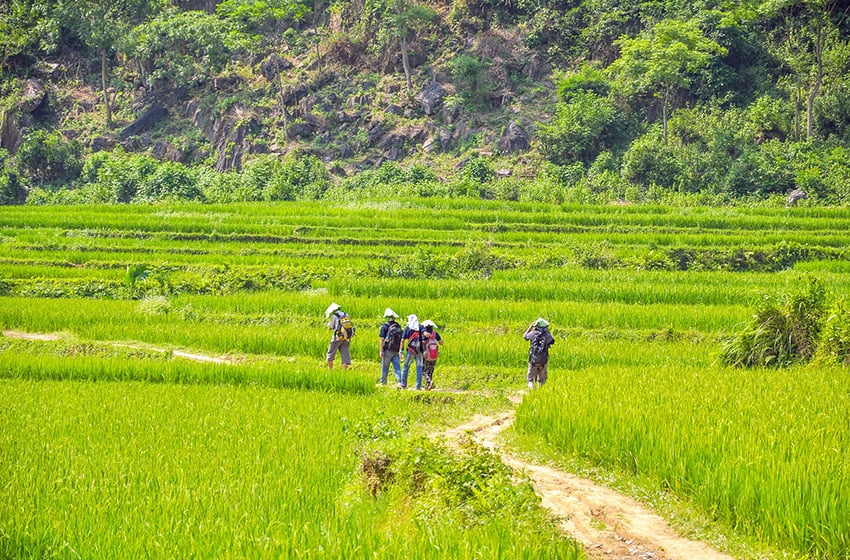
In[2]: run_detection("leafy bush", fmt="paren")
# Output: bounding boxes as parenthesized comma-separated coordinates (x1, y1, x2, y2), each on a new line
(817, 298, 850, 366)
(621, 128, 680, 189)
(722, 278, 827, 368)
(124, 10, 244, 89)
(539, 91, 620, 165)
(15, 130, 82, 188)
(0, 149, 26, 204)
(136, 161, 202, 202)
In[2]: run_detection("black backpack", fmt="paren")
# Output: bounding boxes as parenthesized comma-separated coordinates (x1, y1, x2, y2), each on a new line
(384, 322, 403, 352)
(407, 328, 423, 355)
(529, 331, 551, 365)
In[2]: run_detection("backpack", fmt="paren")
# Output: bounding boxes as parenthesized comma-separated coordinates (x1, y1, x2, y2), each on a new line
(424, 333, 440, 362)
(334, 313, 355, 340)
(384, 322, 403, 352)
(407, 329, 423, 355)
(529, 331, 550, 365)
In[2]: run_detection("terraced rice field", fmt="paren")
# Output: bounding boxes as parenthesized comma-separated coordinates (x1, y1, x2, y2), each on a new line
(1, 200, 849, 559)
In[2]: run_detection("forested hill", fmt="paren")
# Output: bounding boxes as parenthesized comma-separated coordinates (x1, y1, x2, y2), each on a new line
(1, 0, 849, 205)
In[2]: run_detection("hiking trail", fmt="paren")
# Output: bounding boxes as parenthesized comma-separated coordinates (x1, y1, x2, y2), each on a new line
(437, 399, 736, 560)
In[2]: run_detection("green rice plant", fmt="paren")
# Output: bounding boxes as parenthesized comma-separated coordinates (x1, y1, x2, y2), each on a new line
(515, 363, 850, 559)
(0, 380, 579, 559)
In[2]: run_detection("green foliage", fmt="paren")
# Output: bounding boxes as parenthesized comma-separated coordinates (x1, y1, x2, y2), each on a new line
(135, 161, 202, 202)
(125, 264, 150, 290)
(450, 54, 489, 105)
(15, 130, 82, 188)
(556, 64, 610, 100)
(368, 435, 547, 524)
(0, 149, 25, 204)
(817, 298, 850, 366)
(78, 150, 158, 203)
(722, 278, 827, 367)
(539, 91, 620, 165)
(0, 0, 59, 67)
(216, 0, 310, 36)
(621, 128, 681, 188)
(125, 10, 244, 89)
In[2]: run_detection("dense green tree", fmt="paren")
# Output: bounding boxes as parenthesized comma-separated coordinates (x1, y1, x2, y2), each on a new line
(125, 10, 245, 89)
(608, 19, 727, 145)
(0, 0, 59, 70)
(760, 0, 850, 140)
(58, 0, 165, 127)
(381, 0, 437, 91)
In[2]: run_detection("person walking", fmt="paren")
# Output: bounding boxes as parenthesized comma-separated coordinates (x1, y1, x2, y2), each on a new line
(524, 318, 555, 389)
(401, 314, 424, 389)
(325, 302, 354, 370)
(421, 320, 443, 391)
(378, 308, 403, 386)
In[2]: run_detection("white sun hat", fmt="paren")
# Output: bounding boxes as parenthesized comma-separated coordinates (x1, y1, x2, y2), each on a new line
(535, 318, 550, 328)
(422, 320, 437, 329)
(383, 307, 398, 318)
(325, 302, 341, 317)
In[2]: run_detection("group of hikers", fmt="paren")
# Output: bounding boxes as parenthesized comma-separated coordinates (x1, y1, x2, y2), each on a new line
(324, 302, 555, 390)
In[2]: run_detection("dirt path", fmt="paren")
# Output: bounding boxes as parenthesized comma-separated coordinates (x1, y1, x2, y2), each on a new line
(2, 330, 237, 365)
(439, 408, 736, 560)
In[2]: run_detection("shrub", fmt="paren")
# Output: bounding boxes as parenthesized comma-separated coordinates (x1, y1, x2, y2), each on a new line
(621, 129, 680, 188)
(538, 91, 619, 165)
(0, 149, 26, 204)
(136, 161, 202, 202)
(722, 278, 827, 368)
(817, 298, 850, 366)
(15, 130, 82, 188)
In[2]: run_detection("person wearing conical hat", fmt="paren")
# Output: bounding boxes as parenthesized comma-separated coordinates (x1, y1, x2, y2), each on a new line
(524, 318, 555, 390)
(325, 302, 354, 370)
(378, 308, 402, 386)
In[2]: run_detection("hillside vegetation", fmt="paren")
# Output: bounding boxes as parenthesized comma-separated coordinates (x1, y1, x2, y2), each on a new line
(1, 0, 850, 205)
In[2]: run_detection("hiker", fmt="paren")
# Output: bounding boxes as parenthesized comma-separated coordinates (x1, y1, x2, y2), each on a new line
(524, 318, 555, 390)
(401, 314, 424, 389)
(421, 320, 443, 391)
(325, 302, 354, 370)
(378, 308, 403, 386)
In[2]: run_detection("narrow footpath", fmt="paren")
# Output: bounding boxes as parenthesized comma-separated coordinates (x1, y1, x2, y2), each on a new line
(438, 405, 735, 560)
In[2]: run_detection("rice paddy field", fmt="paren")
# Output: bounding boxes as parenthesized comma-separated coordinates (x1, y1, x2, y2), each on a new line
(1, 199, 850, 559)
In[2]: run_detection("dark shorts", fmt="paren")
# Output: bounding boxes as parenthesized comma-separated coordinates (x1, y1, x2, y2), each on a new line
(327, 339, 351, 363)
(527, 362, 548, 384)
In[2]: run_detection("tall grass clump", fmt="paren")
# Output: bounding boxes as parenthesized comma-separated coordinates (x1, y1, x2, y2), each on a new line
(816, 297, 850, 366)
(722, 278, 826, 367)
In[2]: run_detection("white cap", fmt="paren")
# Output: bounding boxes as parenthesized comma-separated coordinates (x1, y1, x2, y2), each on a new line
(422, 320, 437, 328)
(384, 308, 398, 318)
(325, 302, 341, 317)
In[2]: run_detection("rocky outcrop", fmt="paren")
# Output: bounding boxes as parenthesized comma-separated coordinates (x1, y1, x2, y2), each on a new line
(0, 111, 23, 154)
(787, 189, 807, 207)
(497, 121, 530, 153)
(120, 104, 168, 139)
(185, 99, 257, 171)
(416, 83, 445, 116)
(20, 79, 46, 113)
(260, 54, 293, 81)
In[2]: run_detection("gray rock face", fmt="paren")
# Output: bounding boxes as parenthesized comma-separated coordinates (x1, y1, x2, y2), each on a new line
(787, 189, 807, 206)
(416, 83, 446, 116)
(120, 104, 168, 139)
(20, 79, 46, 113)
(497, 121, 530, 153)
(0, 111, 22, 154)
